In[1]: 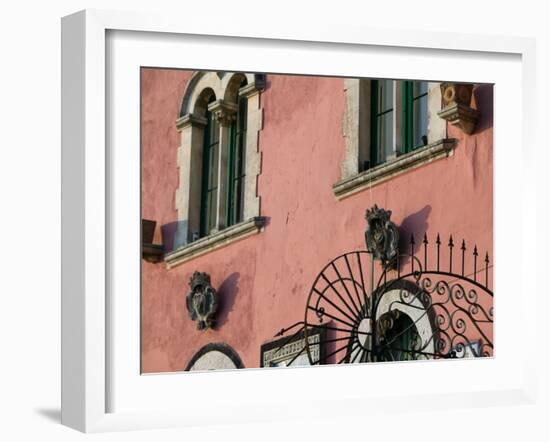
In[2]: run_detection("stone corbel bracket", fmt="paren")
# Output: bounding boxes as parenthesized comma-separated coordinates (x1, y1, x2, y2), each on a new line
(142, 219, 164, 263)
(437, 83, 479, 135)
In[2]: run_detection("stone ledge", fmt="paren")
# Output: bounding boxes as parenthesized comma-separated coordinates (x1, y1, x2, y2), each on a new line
(333, 138, 457, 200)
(437, 103, 479, 135)
(142, 244, 164, 263)
(164, 217, 267, 269)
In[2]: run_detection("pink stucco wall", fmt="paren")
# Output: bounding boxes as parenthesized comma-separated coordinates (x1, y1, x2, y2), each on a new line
(141, 68, 493, 372)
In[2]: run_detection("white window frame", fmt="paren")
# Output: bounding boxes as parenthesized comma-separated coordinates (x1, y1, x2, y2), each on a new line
(336, 79, 450, 199)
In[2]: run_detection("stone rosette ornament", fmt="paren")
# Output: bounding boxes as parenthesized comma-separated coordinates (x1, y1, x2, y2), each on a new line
(365, 205, 400, 268)
(186, 271, 218, 330)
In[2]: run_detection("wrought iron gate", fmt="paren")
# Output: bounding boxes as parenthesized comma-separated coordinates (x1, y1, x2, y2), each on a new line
(271, 230, 493, 366)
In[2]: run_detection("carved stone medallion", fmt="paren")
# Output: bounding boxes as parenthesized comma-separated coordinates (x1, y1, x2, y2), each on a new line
(365, 205, 400, 268)
(186, 271, 218, 330)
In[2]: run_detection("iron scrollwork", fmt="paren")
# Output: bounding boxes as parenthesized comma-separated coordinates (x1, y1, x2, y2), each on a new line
(271, 224, 493, 366)
(186, 271, 218, 330)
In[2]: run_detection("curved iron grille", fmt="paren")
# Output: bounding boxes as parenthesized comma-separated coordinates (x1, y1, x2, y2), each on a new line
(271, 233, 493, 366)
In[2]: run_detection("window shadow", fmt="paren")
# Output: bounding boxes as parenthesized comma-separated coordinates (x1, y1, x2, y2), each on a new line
(160, 220, 185, 252)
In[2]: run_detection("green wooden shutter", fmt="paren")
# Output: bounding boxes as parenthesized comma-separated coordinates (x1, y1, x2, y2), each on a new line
(370, 79, 394, 167)
(226, 82, 248, 226)
(403, 81, 428, 153)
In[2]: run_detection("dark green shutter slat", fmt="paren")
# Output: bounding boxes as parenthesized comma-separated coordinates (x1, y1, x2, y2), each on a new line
(226, 86, 248, 227)
(200, 105, 220, 238)
(370, 80, 378, 167)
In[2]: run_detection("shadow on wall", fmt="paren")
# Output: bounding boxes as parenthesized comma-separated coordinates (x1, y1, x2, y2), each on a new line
(161, 220, 187, 252)
(474, 84, 494, 133)
(215, 272, 240, 328)
(398, 205, 432, 257)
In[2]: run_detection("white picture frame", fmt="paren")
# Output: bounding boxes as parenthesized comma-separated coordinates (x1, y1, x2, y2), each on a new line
(61, 9, 537, 433)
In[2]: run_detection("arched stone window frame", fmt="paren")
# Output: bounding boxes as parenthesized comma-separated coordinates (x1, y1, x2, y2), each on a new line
(185, 342, 245, 371)
(334, 79, 454, 199)
(165, 72, 266, 267)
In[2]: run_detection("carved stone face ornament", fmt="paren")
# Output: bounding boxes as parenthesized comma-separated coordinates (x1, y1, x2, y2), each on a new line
(186, 271, 218, 330)
(365, 205, 400, 268)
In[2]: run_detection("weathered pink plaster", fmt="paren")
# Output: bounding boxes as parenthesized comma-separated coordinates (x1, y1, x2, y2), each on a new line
(141, 69, 493, 372)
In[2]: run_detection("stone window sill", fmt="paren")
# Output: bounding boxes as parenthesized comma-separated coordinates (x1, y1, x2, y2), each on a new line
(164, 216, 267, 269)
(332, 138, 457, 200)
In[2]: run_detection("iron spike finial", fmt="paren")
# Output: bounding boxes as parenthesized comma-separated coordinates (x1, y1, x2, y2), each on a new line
(460, 239, 466, 276)
(422, 232, 428, 269)
(448, 235, 454, 272)
(473, 245, 479, 282)
(485, 251, 490, 288)
(410, 233, 415, 267)
(436, 233, 441, 271)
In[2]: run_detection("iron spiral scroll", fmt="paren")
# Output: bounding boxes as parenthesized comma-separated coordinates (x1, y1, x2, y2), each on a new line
(272, 233, 493, 366)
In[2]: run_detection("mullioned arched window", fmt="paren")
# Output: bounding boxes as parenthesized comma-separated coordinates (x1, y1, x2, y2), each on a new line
(165, 72, 266, 268)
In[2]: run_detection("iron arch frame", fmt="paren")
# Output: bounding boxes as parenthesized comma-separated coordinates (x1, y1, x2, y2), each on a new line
(272, 233, 493, 367)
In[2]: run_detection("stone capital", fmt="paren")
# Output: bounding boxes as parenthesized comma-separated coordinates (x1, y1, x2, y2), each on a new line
(207, 99, 238, 126)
